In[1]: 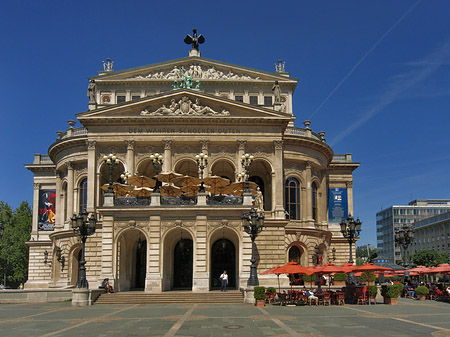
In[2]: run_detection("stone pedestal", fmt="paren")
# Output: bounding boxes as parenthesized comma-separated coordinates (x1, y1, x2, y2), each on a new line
(88, 103, 97, 111)
(103, 193, 114, 207)
(243, 192, 253, 206)
(72, 288, 90, 307)
(274, 103, 282, 112)
(150, 193, 161, 206)
(197, 192, 208, 206)
(242, 286, 255, 304)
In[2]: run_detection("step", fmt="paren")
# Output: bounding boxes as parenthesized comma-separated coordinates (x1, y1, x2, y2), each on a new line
(95, 291, 244, 304)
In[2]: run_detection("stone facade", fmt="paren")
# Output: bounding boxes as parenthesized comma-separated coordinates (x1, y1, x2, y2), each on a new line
(25, 52, 359, 291)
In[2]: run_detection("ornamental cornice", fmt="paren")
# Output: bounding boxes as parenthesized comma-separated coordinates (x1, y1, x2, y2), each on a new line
(207, 219, 240, 233)
(161, 220, 197, 235)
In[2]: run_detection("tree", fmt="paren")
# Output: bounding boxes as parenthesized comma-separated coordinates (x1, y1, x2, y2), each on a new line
(0, 201, 32, 286)
(356, 246, 378, 265)
(408, 250, 448, 267)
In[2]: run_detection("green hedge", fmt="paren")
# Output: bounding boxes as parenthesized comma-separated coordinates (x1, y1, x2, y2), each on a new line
(381, 285, 399, 298)
(415, 286, 429, 295)
(393, 283, 404, 295)
(303, 274, 316, 283)
(254, 286, 266, 300)
(367, 285, 378, 296)
(360, 272, 376, 283)
(266, 287, 276, 294)
(334, 273, 348, 282)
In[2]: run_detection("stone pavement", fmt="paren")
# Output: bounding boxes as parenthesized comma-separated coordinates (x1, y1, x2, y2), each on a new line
(0, 298, 449, 337)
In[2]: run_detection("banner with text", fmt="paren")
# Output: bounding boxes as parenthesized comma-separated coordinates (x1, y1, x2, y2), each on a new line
(328, 188, 348, 223)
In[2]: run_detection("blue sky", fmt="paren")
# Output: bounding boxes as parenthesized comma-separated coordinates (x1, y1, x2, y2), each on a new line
(1, 1, 449, 246)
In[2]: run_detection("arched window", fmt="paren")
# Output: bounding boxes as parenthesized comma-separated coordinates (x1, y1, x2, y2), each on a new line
(312, 182, 318, 221)
(285, 177, 300, 220)
(288, 246, 301, 264)
(79, 178, 88, 213)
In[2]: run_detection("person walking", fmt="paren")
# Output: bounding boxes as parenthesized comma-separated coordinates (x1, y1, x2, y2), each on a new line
(220, 270, 228, 292)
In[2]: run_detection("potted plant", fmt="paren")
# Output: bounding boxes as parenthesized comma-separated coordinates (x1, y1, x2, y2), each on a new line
(254, 286, 266, 307)
(360, 272, 376, 285)
(393, 283, 404, 297)
(381, 285, 399, 305)
(415, 286, 429, 300)
(333, 273, 347, 286)
(368, 285, 378, 303)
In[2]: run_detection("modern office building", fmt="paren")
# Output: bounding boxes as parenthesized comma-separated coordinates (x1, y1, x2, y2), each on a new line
(409, 211, 450, 258)
(376, 200, 450, 264)
(25, 34, 360, 292)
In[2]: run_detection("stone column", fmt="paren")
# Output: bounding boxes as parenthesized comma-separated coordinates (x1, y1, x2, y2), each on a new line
(305, 161, 314, 226)
(87, 141, 96, 213)
(126, 140, 135, 175)
(67, 162, 74, 218)
(55, 171, 62, 230)
(346, 181, 354, 216)
(163, 140, 172, 172)
(237, 140, 246, 175)
(193, 215, 208, 291)
(273, 140, 284, 218)
(31, 183, 40, 240)
(147, 215, 162, 292)
(101, 215, 115, 284)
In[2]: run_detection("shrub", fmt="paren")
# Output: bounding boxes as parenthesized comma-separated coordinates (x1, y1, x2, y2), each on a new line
(381, 285, 399, 298)
(367, 285, 378, 297)
(254, 286, 266, 300)
(393, 283, 404, 295)
(360, 272, 376, 283)
(303, 274, 316, 283)
(334, 273, 348, 282)
(415, 286, 429, 296)
(266, 287, 276, 294)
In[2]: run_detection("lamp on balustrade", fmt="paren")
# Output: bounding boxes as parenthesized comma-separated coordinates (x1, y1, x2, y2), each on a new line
(195, 152, 208, 193)
(103, 154, 119, 195)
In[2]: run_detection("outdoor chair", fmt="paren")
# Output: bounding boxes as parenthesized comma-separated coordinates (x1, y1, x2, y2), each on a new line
(265, 292, 276, 304)
(336, 292, 345, 305)
(322, 292, 331, 306)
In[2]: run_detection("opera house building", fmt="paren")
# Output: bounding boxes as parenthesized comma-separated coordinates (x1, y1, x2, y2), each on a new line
(25, 39, 359, 294)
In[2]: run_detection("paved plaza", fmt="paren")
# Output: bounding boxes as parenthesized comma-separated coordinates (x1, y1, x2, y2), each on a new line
(0, 298, 449, 337)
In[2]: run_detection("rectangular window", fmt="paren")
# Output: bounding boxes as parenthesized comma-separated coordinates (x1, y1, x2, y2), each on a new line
(235, 95, 244, 103)
(132, 95, 141, 100)
(249, 96, 258, 105)
(264, 96, 273, 106)
(117, 96, 126, 103)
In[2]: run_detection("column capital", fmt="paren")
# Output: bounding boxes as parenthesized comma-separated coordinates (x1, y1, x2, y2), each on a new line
(346, 181, 353, 188)
(87, 140, 97, 149)
(237, 140, 247, 151)
(273, 140, 283, 150)
(200, 140, 209, 151)
(33, 182, 41, 190)
(126, 140, 135, 150)
(67, 161, 74, 170)
(163, 139, 173, 150)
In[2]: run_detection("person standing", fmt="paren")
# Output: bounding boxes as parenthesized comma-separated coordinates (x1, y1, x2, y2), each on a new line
(220, 270, 228, 292)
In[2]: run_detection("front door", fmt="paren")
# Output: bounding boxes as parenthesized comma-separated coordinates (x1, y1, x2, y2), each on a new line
(210, 239, 236, 289)
(135, 239, 146, 289)
(173, 239, 193, 289)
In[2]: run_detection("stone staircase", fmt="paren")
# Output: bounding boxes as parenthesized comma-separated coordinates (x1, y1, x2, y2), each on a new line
(94, 290, 244, 305)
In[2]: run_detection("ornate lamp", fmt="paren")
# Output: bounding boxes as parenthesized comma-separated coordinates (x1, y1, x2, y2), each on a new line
(395, 224, 415, 267)
(195, 152, 208, 193)
(150, 153, 164, 192)
(241, 153, 254, 192)
(242, 207, 264, 286)
(339, 215, 362, 264)
(71, 211, 97, 288)
(103, 154, 119, 195)
(120, 171, 131, 184)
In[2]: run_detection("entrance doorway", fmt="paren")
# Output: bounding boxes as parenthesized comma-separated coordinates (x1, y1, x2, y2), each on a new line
(135, 238, 147, 289)
(173, 239, 193, 289)
(210, 239, 236, 289)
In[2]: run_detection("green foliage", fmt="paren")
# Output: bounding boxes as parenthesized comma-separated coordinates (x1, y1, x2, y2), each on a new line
(409, 250, 448, 267)
(0, 201, 32, 286)
(367, 285, 378, 296)
(254, 286, 266, 300)
(266, 287, 276, 294)
(360, 272, 376, 283)
(356, 246, 378, 263)
(302, 274, 316, 282)
(381, 285, 399, 298)
(415, 286, 429, 296)
(393, 283, 404, 294)
(334, 273, 348, 282)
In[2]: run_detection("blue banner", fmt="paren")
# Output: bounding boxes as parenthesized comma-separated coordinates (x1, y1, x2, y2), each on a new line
(328, 188, 348, 223)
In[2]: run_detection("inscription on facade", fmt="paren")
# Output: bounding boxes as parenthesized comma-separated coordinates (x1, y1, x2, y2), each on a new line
(128, 127, 240, 134)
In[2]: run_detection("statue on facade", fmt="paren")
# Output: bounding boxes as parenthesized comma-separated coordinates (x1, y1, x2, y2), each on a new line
(87, 80, 96, 103)
(184, 29, 205, 51)
(272, 80, 281, 104)
(253, 187, 264, 213)
(102, 58, 114, 72)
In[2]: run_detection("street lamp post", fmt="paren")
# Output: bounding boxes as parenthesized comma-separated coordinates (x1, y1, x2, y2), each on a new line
(103, 154, 119, 195)
(71, 212, 97, 288)
(195, 152, 208, 193)
(242, 207, 264, 286)
(394, 224, 415, 267)
(241, 153, 254, 192)
(150, 153, 164, 193)
(340, 215, 362, 264)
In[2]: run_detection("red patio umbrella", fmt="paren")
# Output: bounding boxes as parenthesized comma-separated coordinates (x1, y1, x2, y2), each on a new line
(431, 264, 450, 275)
(267, 262, 313, 293)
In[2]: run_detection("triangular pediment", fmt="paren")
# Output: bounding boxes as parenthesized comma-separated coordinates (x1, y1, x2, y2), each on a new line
(91, 57, 297, 85)
(77, 89, 292, 124)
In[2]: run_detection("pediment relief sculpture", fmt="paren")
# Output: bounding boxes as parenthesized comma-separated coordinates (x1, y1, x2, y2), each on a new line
(134, 64, 261, 81)
(141, 96, 230, 116)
